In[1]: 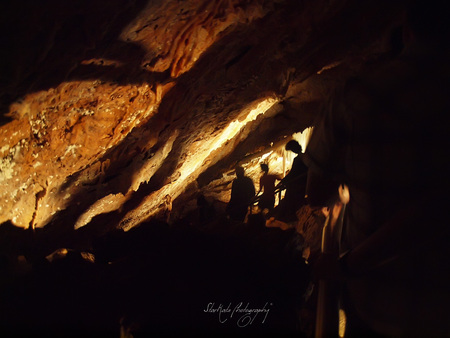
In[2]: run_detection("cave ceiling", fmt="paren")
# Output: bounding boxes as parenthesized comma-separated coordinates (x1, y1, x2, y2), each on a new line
(0, 0, 405, 234)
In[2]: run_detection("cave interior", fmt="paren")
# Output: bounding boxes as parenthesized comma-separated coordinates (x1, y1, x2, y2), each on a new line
(0, 0, 447, 336)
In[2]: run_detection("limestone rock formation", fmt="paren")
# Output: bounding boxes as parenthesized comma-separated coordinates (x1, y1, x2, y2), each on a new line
(1, 0, 404, 237)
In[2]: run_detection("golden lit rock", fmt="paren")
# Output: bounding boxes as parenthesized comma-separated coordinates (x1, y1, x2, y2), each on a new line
(0, 1, 429, 336)
(0, 0, 405, 234)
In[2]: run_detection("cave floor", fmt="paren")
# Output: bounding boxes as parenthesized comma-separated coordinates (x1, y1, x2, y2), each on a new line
(0, 214, 313, 337)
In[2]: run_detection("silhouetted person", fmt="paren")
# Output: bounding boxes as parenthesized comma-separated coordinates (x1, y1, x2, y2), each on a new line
(256, 163, 282, 213)
(305, 0, 450, 336)
(196, 194, 215, 225)
(277, 140, 308, 222)
(226, 166, 255, 222)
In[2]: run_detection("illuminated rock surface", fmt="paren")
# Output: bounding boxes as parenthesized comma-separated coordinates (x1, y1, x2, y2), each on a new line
(0, 0, 408, 335)
(0, 0, 404, 232)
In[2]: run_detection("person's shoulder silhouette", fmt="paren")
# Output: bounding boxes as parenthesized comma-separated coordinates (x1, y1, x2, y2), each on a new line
(227, 166, 255, 221)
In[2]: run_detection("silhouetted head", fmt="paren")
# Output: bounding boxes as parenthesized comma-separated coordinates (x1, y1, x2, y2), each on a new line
(285, 140, 302, 154)
(260, 163, 269, 173)
(235, 166, 245, 178)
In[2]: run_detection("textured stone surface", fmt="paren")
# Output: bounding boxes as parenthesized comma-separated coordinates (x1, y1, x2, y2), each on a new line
(0, 0, 404, 235)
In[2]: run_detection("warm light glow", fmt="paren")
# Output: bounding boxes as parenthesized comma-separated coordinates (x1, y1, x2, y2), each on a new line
(175, 97, 278, 185)
(120, 97, 279, 230)
(292, 126, 313, 153)
(74, 131, 179, 230)
(194, 126, 313, 210)
(130, 130, 179, 191)
(260, 151, 273, 161)
(339, 308, 346, 337)
(74, 193, 127, 230)
(317, 61, 342, 74)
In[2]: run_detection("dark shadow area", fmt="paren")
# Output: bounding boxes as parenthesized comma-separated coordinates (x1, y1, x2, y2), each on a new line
(0, 214, 313, 337)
